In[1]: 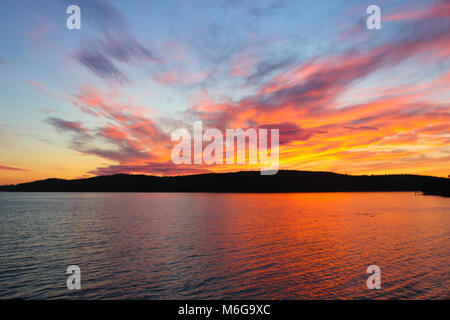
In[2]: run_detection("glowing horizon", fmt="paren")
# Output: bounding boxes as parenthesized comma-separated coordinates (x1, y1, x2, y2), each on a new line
(0, 0, 449, 185)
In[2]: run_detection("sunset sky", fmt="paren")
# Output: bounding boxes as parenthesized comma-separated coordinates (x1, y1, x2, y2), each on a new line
(0, 0, 449, 185)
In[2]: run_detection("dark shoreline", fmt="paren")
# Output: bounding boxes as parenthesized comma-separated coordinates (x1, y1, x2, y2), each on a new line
(1, 170, 448, 195)
(422, 180, 450, 198)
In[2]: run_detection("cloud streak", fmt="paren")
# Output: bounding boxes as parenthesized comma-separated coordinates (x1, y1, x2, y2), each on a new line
(74, 48, 130, 84)
(0, 165, 28, 172)
(45, 117, 90, 135)
(62, 0, 159, 85)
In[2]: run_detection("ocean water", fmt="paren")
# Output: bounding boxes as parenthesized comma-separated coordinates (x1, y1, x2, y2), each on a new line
(0, 192, 448, 299)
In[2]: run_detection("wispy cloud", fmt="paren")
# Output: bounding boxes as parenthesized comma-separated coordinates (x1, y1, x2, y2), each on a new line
(45, 117, 90, 136)
(74, 48, 130, 84)
(89, 162, 212, 176)
(385, 0, 450, 21)
(0, 165, 28, 172)
(55, 0, 160, 85)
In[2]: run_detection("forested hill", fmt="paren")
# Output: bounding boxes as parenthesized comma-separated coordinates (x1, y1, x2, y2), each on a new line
(0, 171, 447, 193)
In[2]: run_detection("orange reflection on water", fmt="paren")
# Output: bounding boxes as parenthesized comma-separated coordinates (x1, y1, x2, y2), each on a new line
(0, 192, 448, 299)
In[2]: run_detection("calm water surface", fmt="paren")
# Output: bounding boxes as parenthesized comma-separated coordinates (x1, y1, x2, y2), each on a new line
(0, 192, 448, 299)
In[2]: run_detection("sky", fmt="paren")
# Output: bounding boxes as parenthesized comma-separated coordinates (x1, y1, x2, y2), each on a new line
(0, 0, 449, 185)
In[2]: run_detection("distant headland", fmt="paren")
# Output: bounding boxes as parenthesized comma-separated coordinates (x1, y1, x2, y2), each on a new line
(0, 171, 448, 196)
